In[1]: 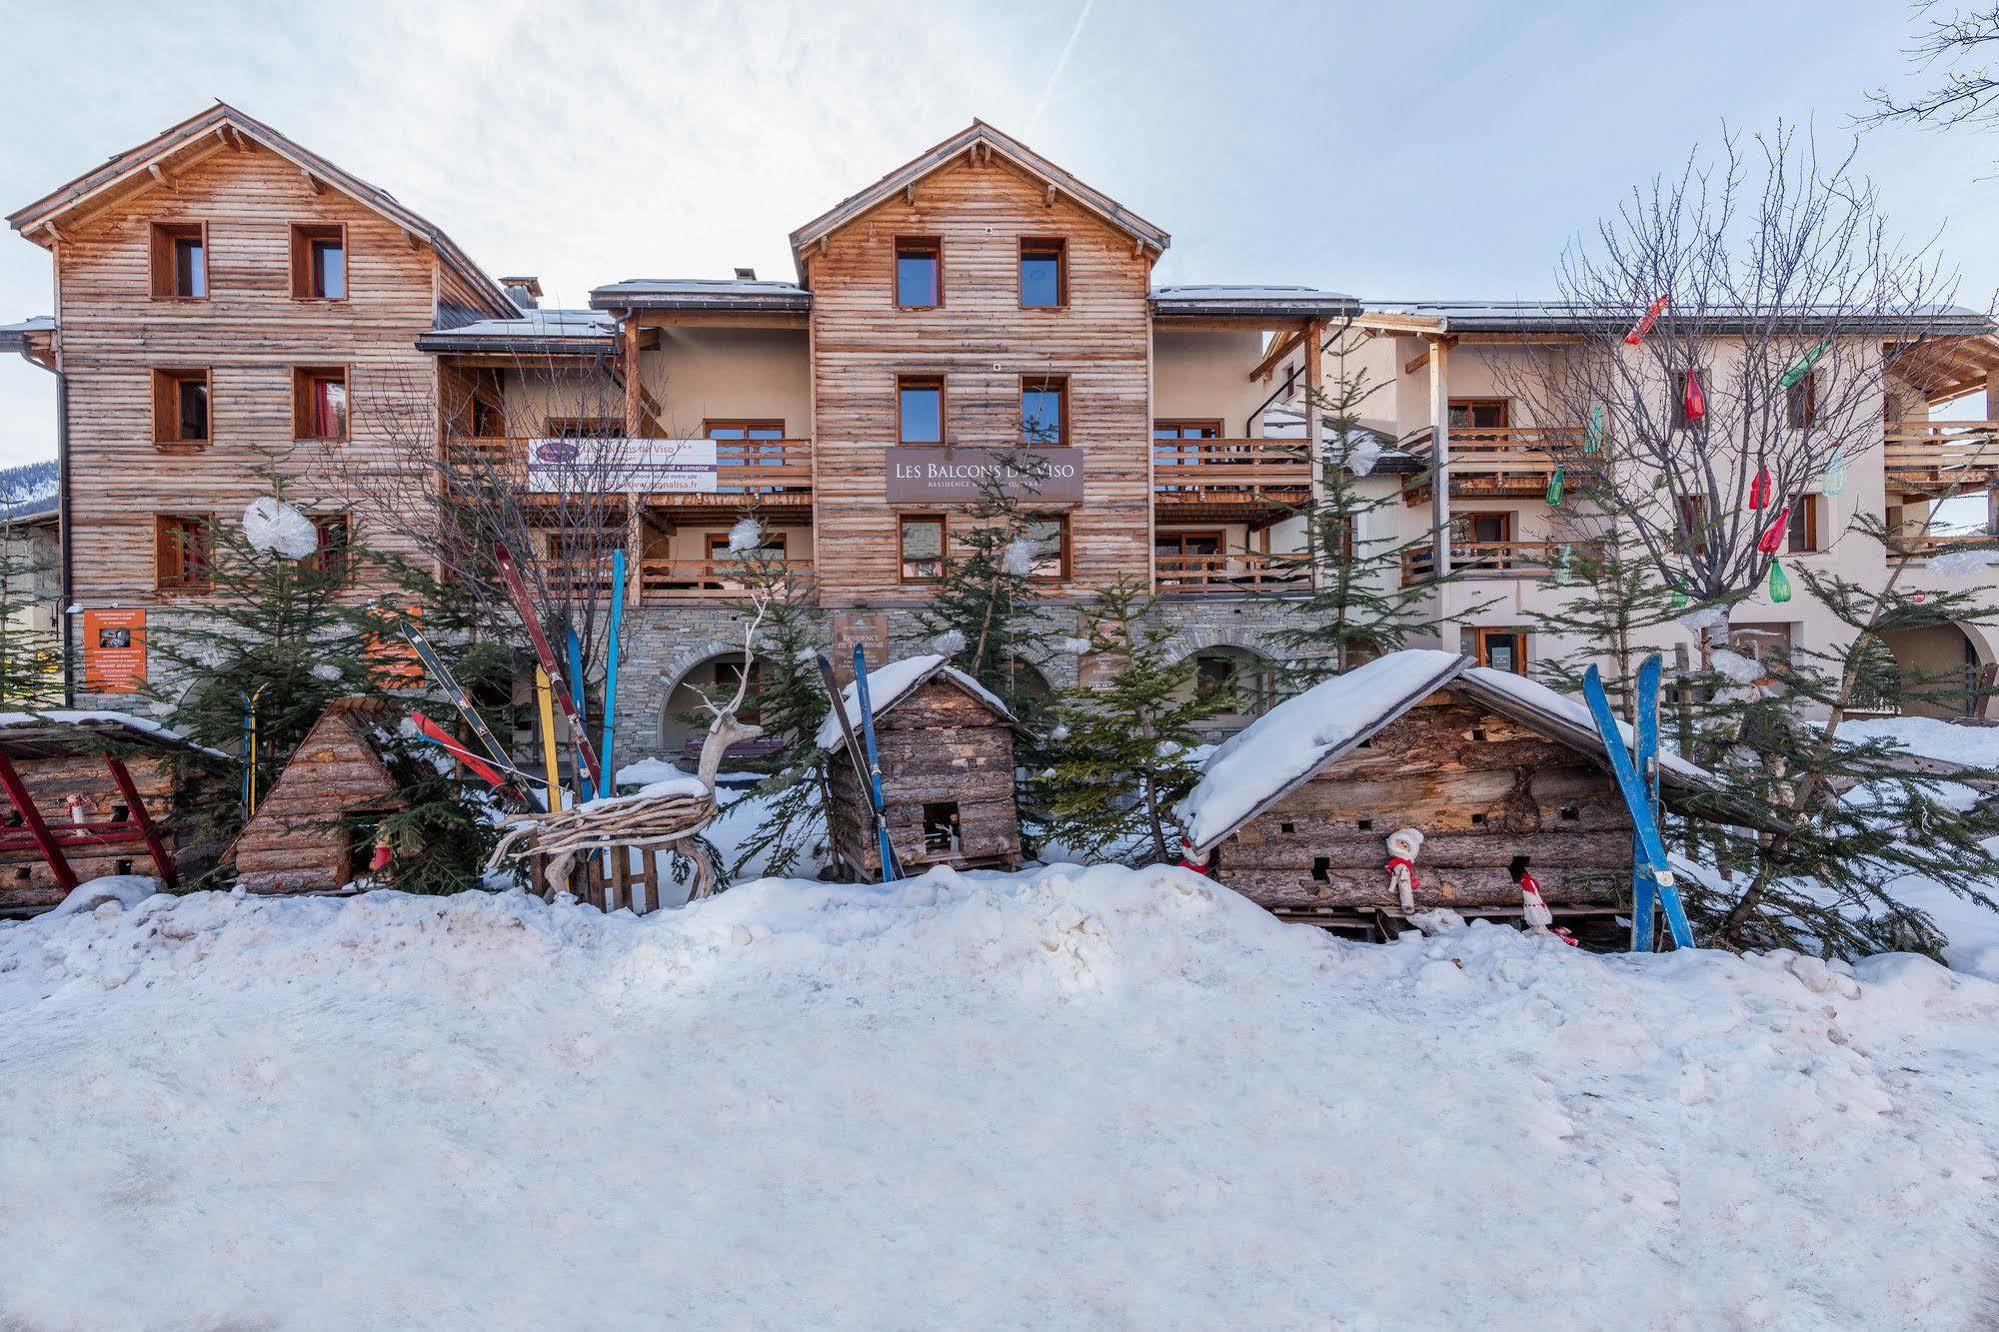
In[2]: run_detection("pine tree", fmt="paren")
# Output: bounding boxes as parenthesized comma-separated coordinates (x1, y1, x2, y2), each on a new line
(1526, 513, 1683, 719)
(1041, 576, 1238, 863)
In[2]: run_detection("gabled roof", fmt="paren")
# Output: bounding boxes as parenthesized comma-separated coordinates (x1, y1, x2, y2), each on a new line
(788, 121, 1170, 283)
(1174, 650, 1737, 856)
(590, 277, 813, 313)
(816, 653, 1022, 752)
(8, 102, 514, 320)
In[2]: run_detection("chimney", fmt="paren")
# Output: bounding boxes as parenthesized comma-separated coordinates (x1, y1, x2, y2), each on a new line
(497, 275, 543, 310)
(733, 267, 757, 281)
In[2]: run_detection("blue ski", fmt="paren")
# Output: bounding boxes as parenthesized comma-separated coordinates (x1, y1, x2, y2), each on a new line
(566, 627, 593, 803)
(1583, 662, 1694, 949)
(852, 644, 903, 882)
(1632, 655, 1661, 952)
(600, 550, 626, 794)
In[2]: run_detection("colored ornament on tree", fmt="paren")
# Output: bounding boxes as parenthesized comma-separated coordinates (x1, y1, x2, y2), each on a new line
(1749, 465, 1771, 511)
(1779, 338, 1831, 390)
(1681, 371, 1706, 423)
(1756, 505, 1791, 555)
(1768, 560, 1792, 603)
(1585, 404, 1605, 453)
(1624, 294, 1669, 345)
(1820, 451, 1848, 497)
(1552, 542, 1572, 586)
(1546, 466, 1565, 506)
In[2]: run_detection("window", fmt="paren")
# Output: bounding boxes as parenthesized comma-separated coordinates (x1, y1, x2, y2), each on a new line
(706, 529, 786, 562)
(471, 398, 505, 439)
(1473, 627, 1528, 675)
(149, 222, 206, 299)
(154, 515, 213, 592)
(546, 418, 624, 439)
(894, 237, 941, 308)
(704, 419, 785, 441)
(1156, 530, 1222, 584)
(1786, 371, 1817, 428)
(1019, 238, 1067, 308)
(1153, 420, 1221, 440)
(1023, 513, 1070, 580)
(1448, 399, 1508, 431)
(899, 514, 945, 581)
(1021, 376, 1067, 445)
(1454, 512, 1515, 571)
(1787, 496, 1820, 554)
(922, 801, 963, 856)
(290, 224, 346, 299)
(306, 514, 351, 579)
(293, 367, 349, 440)
(898, 376, 944, 444)
(152, 369, 210, 447)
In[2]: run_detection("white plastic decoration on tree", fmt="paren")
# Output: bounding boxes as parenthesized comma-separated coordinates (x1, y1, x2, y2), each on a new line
(241, 497, 319, 560)
(1710, 649, 1762, 685)
(1001, 537, 1037, 577)
(1678, 602, 1730, 636)
(310, 663, 343, 683)
(1343, 432, 1383, 478)
(1057, 636, 1094, 656)
(1820, 450, 1848, 497)
(726, 517, 764, 554)
(930, 629, 967, 657)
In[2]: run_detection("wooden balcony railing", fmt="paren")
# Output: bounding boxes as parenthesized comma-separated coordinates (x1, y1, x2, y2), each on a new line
(1153, 439, 1310, 505)
(1155, 551, 1308, 593)
(1402, 540, 1594, 585)
(639, 559, 814, 602)
(1884, 421, 1999, 488)
(1887, 532, 1996, 559)
(1405, 427, 1589, 472)
(444, 438, 813, 502)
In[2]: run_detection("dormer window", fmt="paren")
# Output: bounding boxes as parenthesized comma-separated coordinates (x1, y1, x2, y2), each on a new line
(894, 237, 941, 308)
(1019, 238, 1066, 308)
(149, 222, 206, 299)
(290, 224, 346, 299)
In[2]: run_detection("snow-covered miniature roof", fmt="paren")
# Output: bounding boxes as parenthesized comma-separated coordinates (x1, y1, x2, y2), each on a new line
(1174, 650, 1733, 856)
(1151, 285, 1360, 319)
(415, 308, 614, 354)
(0, 710, 229, 762)
(589, 278, 812, 313)
(815, 654, 1020, 752)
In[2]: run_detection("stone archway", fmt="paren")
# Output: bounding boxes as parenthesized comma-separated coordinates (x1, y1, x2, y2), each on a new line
(1877, 621, 1994, 719)
(658, 647, 754, 762)
(1171, 642, 1278, 737)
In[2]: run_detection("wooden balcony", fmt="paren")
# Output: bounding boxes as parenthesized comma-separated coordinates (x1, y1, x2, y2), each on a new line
(639, 558, 814, 602)
(1153, 439, 1309, 518)
(1403, 426, 1593, 502)
(444, 438, 813, 505)
(1884, 421, 1999, 493)
(1888, 532, 1995, 560)
(1155, 551, 1308, 595)
(1401, 540, 1591, 586)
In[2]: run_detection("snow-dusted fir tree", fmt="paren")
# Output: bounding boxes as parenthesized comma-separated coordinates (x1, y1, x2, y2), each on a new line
(1040, 576, 1238, 863)
(716, 517, 840, 881)
(1268, 353, 1453, 679)
(1526, 510, 1683, 719)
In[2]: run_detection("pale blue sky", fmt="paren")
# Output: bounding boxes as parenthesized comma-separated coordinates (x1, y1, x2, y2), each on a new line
(1, 0, 1993, 465)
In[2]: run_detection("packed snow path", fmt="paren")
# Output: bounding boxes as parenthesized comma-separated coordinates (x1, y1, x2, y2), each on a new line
(3, 867, 1997, 1329)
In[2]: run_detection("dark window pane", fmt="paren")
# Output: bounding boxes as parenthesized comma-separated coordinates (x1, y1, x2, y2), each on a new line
(175, 239, 205, 297)
(1022, 386, 1064, 443)
(1025, 517, 1065, 576)
(900, 385, 941, 443)
(896, 253, 938, 307)
(901, 517, 944, 579)
(313, 241, 345, 299)
(178, 380, 208, 440)
(1021, 253, 1062, 307)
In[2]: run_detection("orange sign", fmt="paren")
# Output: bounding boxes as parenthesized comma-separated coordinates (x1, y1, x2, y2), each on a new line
(82, 608, 147, 693)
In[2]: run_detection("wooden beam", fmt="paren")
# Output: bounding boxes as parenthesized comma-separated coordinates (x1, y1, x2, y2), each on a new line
(904, 183, 915, 206)
(623, 317, 642, 438)
(1249, 327, 1308, 383)
(0, 751, 77, 893)
(219, 123, 245, 151)
(105, 754, 176, 888)
(403, 228, 421, 251)
(1045, 183, 1057, 206)
(301, 169, 325, 196)
(148, 163, 169, 187)
(1404, 348, 1430, 376)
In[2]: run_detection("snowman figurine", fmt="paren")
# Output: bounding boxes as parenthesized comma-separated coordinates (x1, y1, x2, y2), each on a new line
(1510, 854, 1579, 946)
(1384, 828, 1424, 912)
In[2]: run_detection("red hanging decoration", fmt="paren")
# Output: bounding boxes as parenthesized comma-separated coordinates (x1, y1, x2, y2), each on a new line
(369, 836, 393, 873)
(1749, 465, 1771, 511)
(1625, 294, 1669, 345)
(1757, 505, 1791, 555)
(1682, 371, 1706, 422)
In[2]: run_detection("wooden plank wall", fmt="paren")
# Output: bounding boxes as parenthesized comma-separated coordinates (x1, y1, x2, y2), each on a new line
(54, 143, 449, 611)
(234, 706, 405, 894)
(0, 753, 176, 910)
(828, 682, 1020, 873)
(1216, 693, 1633, 910)
(805, 153, 1153, 607)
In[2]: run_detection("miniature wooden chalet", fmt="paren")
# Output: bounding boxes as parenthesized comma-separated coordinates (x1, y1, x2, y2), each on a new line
(0, 711, 224, 916)
(229, 698, 408, 895)
(1175, 649, 1742, 936)
(818, 655, 1025, 877)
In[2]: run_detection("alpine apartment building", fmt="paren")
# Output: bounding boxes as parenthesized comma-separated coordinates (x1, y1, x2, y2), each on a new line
(8, 104, 1999, 762)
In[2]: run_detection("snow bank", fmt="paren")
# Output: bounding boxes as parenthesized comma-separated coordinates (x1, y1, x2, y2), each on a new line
(42, 875, 164, 918)
(1844, 714, 1999, 770)
(3, 867, 1997, 1327)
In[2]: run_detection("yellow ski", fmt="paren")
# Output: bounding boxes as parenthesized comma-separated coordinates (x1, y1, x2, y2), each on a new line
(533, 666, 563, 812)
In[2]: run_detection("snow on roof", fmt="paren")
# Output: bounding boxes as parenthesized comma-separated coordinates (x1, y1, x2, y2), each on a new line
(0, 709, 230, 761)
(1366, 300, 1993, 336)
(1175, 650, 1735, 854)
(415, 308, 614, 353)
(589, 278, 812, 312)
(1152, 285, 1359, 318)
(815, 654, 1019, 752)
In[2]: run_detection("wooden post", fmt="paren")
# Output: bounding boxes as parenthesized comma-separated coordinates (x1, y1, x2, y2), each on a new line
(104, 754, 175, 888)
(622, 314, 642, 440)
(1301, 318, 1325, 590)
(1427, 336, 1453, 592)
(0, 750, 78, 892)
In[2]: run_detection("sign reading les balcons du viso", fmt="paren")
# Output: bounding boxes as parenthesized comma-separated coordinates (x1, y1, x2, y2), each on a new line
(885, 448, 1085, 503)
(524, 438, 718, 494)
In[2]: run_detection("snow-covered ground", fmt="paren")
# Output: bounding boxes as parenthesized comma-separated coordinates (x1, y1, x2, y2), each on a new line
(5, 865, 1999, 1329)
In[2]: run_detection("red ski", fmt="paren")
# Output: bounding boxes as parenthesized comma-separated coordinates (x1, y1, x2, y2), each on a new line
(493, 543, 604, 792)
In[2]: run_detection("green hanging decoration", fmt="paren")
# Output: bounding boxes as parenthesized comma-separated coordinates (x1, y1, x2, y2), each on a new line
(1779, 338, 1832, 390)
(1553, 542, 1572, 586)
(1671, 589, 1690, 610)
(1820, 450, 1848, 497)
(1584, 404, 1605, 454)
(1546, 465, 1565, 506)
(1769, 559, 1792, 604)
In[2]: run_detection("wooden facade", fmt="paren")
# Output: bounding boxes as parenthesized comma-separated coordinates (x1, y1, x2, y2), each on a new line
(1213, 690, 1634, 913)
(0, 750, 177, 913)
(801, 150, 1157, 608)
(229, 698, 407, 895)
(826, 676, 1022, 876)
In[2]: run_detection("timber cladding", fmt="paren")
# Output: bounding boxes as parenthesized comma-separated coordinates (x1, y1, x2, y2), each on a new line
(804, 153, 1153, 608)
(1214, 692, 1634, 911)
(827, 679, 1021, 875)
(230, 698, 406, 895)
(52, 142, 447, 608)
(0, 753, 176, 911)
